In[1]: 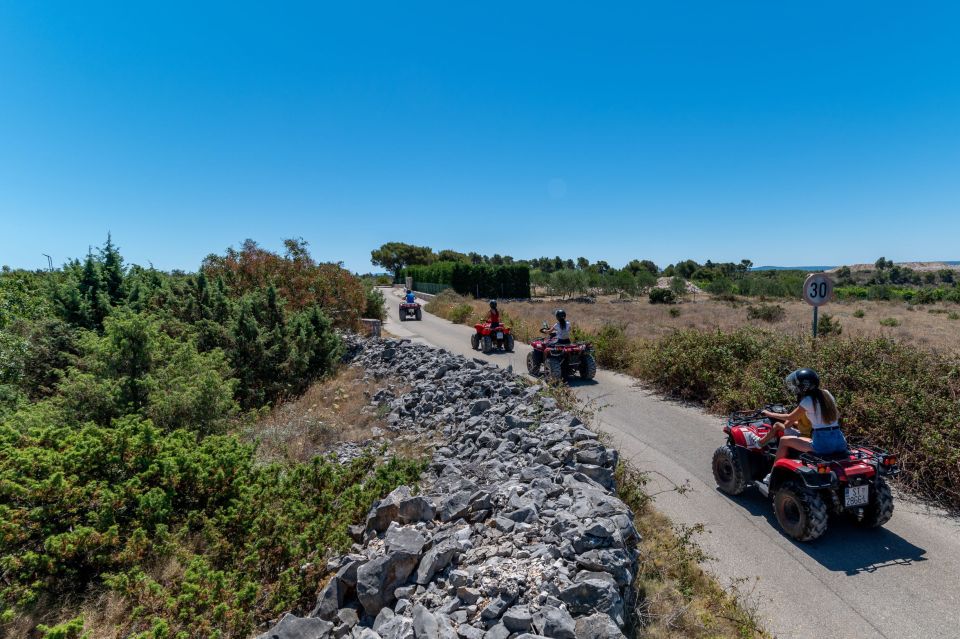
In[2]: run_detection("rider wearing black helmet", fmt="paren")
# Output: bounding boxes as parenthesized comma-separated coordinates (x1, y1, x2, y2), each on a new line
(759, 368, 846, 470)
(486, 299, 501, 328)
(540, 309, 572, 344)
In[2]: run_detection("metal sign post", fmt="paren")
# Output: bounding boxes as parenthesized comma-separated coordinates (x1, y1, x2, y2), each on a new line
(802, 273, 834, 338)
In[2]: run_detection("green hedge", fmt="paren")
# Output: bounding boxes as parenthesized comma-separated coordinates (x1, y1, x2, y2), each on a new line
(403, 262, 530, 298)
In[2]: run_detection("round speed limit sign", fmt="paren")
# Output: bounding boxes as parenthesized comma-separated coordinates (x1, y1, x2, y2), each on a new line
(803, 273, 834, 306)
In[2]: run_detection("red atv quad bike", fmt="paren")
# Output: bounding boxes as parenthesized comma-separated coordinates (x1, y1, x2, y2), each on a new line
(399, 302, 422, 321)
(713, 405, 899, 541)
(471, 322, 514, 353)
(526, 337, 597, 381)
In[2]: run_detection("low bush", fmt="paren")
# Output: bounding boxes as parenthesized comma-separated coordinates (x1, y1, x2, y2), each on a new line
(817, 313, 842, 336)
(746, 304, 785, 323)
(649, 289, 676, 305)
(364, 285, 387, 321)
(668, 307, 681, 318)
(949, 312, 960, 321)
(853, 309, 865, 318)
(879, 317, 901, 327)
(448, 303, 475, 324)
(0, 410, 423, 635)
(574, 324, 636, 371)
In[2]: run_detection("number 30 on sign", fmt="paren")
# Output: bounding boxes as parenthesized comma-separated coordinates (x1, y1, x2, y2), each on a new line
(803, 273, 834, 306)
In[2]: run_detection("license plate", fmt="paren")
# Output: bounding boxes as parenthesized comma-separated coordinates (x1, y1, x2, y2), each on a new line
(845, 485, 869, 508)
(496, 332, 504, 339)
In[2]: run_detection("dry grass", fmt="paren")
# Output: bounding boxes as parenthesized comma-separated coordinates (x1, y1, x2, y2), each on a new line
(247, 367, 406, 464)
(429, 290, 960, 355)
(617, 464, 768, 639)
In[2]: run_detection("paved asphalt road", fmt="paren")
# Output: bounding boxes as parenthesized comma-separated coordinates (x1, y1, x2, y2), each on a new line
(383, 288, 960, 639)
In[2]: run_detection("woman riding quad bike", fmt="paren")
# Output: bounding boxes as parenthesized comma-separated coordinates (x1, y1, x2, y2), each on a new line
(486, 300, 501, 328)
(527, 310, 596, 380)
(541, 309, 572, 344)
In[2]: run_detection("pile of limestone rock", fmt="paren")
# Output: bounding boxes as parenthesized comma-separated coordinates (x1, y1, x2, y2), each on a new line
(258, 337, 639, 639)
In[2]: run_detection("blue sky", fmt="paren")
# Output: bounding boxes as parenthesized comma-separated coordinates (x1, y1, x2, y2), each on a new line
(1, 2, 959, 273)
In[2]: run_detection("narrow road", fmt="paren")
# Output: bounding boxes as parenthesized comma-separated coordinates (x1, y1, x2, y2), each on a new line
(382, 288, 960, 639)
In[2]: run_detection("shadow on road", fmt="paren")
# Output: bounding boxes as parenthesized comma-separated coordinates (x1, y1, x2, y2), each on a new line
(723, 488, 928, 576)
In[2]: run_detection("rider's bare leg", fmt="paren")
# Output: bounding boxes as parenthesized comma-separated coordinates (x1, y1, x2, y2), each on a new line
(758, 422, 785, 446)
(776, 435, 812, 460)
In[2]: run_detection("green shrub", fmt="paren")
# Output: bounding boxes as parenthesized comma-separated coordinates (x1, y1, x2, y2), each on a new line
(0, 410, 424, 635)
(746, 304, 785, 323)
(879, 317, 901, 327)
(448, 303, 474, 324)
(364, 285, 387, 321)
(853, 309, 865, 318)
(949, 312, 960, 320)
(575, 324, 635, 371)
(817, 313, 842, 336)
(649, 288, 676, 304)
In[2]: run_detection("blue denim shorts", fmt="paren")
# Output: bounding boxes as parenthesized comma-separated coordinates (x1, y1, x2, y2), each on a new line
(812, 427, 848, 455)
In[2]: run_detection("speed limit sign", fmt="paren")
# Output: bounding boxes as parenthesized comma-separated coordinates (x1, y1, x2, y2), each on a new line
(803, 273, 833, 306)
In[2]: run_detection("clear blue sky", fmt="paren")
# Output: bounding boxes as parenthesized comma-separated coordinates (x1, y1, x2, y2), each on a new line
(2, 2, 959, 273)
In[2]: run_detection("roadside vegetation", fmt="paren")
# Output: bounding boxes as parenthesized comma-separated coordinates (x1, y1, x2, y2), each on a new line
(617, 463, 767, 639)
(0, 237, 425, 638)
(429, 289, 960, 511)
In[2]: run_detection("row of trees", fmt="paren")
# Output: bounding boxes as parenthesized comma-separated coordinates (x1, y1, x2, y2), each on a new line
(403, 262, 531, 298)
(369, 242, 666, 280)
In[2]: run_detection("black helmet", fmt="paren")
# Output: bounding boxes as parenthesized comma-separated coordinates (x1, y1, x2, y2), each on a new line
(555, 309, 566, 320)
(785, 368, 820, 395)
(406, 289, 411, 294)
(489, 299, 498, 309)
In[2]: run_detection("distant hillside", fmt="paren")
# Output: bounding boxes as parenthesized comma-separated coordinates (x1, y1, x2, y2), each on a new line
(827, 261, 960, 273)
(751, 265, 834, 272)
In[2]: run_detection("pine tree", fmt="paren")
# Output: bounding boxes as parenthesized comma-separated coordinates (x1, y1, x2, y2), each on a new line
(100, 233, 126, 304)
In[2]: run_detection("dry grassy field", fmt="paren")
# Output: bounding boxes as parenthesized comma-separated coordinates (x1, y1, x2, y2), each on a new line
(430, 291, 960, 354)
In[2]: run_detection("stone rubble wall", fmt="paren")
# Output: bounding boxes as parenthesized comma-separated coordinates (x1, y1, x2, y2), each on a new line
(258, 337, 639, 639)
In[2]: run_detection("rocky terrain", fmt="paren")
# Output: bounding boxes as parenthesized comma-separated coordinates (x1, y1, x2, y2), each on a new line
(257, 336, 638, 639)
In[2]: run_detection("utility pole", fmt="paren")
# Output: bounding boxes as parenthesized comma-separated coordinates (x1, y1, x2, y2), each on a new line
(42, 254, 53, 271)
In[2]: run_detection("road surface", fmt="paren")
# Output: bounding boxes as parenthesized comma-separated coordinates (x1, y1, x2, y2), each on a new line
(382, 288, 960, 639)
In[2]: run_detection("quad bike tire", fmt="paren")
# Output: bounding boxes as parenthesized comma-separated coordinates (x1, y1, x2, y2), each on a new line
(579, 353, 597, 380)
(505, 334, 515, 352)
(546, 357, 565, 380)
(527, 350, 542, 375)
(415, 308, 422, 321)
(712, 445, 747, 495)
(857, 476, 894, 528)
(399, 306, 406, 321)
(471, 333, 480, 351)
(774, 480, 828, 542)
(482, 335, 493, 353)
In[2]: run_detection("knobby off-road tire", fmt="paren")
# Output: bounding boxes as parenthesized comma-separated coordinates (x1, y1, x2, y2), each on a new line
(471, 333, 480, 351)
(858, 477, 894, 528)
(527, 350, 542, 375)
(712, 445, 747, 495)
(505, 334, 515, 352)
(547, 357, 565, 380)
(579, 353, 597, 380)
(774, 481, 828, 541)
(415, 308, 422, 320)
(482, 335, 493, 353)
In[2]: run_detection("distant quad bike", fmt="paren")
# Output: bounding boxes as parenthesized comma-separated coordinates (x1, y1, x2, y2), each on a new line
(713, 405, 899, 541)
(471, 322, 514, 353)
(399, 302, 422, 321)
(526, 337, 597, 381)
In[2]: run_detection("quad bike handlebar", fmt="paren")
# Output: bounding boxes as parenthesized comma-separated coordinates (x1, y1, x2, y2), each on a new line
(728, 404, 791, 425)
